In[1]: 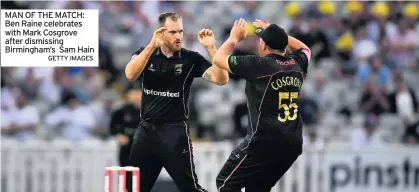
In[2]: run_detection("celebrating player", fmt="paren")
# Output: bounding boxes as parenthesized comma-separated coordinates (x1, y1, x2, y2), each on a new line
(124, 12, 229, 192)
(212, 18, 311, 192)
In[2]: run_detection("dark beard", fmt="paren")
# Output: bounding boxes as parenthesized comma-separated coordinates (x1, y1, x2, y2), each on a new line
(164, 41, 181, 52)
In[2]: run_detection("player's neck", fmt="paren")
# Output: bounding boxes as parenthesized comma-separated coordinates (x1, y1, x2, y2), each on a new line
(160, 45, 175, 57)
(272, 50, 286, 56)
(264, 48, 286, 56)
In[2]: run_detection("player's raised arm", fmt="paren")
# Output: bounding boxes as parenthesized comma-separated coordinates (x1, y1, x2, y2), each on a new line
(213, 18, 248, 72)
(197, 28, 229, 85)
(287, 36, 310, 53)
(125, 27, 166, 81)
(253, 19, 311, 63)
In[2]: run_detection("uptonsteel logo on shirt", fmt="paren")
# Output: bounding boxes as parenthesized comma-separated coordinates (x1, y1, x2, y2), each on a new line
(143, 88, 180, 98)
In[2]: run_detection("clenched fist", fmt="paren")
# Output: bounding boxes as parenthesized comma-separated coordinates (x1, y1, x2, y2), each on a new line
(197, 28, 215, 48)
(149, 27, 166, 49)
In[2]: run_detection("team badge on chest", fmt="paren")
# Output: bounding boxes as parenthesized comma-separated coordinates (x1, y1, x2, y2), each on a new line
(174, 64, 183, 76)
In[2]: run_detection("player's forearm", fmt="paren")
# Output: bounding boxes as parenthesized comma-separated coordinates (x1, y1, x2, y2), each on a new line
(210, 65, 229, 85)
(213, 38, 237, 71)
(286, 36, 310, 53)
(125, 45, 156, 81)
(206, 45, 229, 85)
(205, 45, 219, 66)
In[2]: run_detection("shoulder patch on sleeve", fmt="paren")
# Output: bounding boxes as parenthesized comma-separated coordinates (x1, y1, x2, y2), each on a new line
(301, 48, 311, 63)
(229, 55, 238, 65)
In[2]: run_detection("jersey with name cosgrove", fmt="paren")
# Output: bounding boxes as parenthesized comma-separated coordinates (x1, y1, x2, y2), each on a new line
(228, 49, 310, 136)
(132, 47, 211, 123)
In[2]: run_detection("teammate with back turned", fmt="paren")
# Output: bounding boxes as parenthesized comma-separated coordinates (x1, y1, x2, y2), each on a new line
(124, 12, 229, 192)
(212, 18, 312, 192)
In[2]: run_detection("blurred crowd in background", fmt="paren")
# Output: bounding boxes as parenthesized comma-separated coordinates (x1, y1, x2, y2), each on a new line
(1, 1, 419, 149)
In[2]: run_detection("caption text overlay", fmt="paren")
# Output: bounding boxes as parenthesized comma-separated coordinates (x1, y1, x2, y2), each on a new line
(1, 9, 99, 67)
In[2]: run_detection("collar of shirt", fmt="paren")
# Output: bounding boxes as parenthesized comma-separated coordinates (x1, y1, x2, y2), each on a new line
(265, 53, 289, 61)
(155, 47, 182, 59)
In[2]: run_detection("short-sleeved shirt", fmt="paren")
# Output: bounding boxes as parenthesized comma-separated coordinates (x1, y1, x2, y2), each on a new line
(228, 48, 311, 137)
(132, 47, 211, 122)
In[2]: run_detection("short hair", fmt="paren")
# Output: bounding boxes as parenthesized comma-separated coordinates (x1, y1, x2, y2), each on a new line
(158, 12, 182, 27)
(255, 24, 288, 51)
